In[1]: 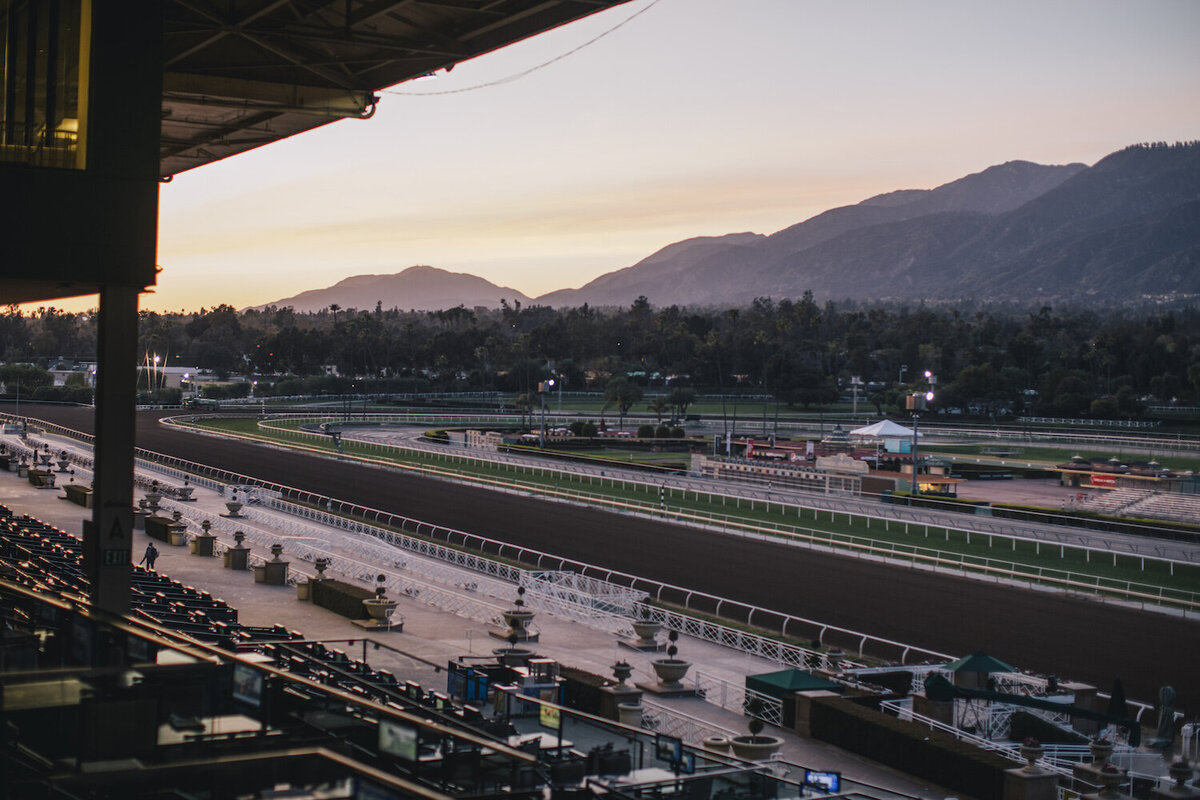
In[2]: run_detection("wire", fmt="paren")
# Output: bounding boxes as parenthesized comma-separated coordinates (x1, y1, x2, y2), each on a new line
(380, 0, 663, 97)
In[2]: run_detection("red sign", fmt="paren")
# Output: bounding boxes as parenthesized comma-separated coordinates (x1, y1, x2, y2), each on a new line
(1090, 473, 1117, 486)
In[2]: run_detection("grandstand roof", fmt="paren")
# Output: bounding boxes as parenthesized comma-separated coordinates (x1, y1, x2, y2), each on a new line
(161, 1, 634, 177)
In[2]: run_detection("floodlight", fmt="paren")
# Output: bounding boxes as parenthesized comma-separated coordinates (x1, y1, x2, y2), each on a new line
(925, 391, 935, 402)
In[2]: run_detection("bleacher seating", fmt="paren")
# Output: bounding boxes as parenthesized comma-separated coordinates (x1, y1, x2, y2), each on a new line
(0, 504, 304, 646)
(1124, 491, 1200, 525)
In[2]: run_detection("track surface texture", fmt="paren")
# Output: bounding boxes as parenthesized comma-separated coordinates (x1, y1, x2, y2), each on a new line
(21, 405, 1200, 708)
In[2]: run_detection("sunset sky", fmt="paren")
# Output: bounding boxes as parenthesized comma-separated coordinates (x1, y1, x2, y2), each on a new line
(119, 1, 1200, 311)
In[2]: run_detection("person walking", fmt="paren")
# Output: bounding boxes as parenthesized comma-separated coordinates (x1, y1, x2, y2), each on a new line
(140, 542, 159, 571)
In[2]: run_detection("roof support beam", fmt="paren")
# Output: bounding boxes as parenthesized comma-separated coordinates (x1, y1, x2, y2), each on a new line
(163, 73, 373, 115)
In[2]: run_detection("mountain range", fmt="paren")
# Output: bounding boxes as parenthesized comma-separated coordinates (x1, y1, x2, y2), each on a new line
(256, 142, 1200, 311)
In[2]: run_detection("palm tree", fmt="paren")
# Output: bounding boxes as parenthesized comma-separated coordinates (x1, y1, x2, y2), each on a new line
(605, 377, 643, 430)
(647, 396, 670, 425)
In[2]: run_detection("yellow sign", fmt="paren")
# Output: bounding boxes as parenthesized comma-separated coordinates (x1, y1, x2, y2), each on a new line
(539, 699, 561, 731)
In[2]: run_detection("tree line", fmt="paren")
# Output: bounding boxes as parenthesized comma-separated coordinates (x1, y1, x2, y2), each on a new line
(3, 295, 1199, 418)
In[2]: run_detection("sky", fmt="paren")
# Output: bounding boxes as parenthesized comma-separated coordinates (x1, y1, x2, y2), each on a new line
(77, 0, 1200, 312)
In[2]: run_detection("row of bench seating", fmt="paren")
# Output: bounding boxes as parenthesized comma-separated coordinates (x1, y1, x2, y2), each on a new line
(0, 505, 304, 647)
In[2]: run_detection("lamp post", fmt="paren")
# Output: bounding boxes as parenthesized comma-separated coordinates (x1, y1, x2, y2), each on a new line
(539, 379, 555, 449)
(906, 370, 936, 495)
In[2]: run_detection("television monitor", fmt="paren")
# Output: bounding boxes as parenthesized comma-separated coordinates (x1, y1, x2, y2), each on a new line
(433, 692, 449, 711)
(378, 720, 418, 761)
(232, 663, 263, 708)
(405, 681, 422, 701)
(803, 770, 841, 792)
(654, 733, 682, 763)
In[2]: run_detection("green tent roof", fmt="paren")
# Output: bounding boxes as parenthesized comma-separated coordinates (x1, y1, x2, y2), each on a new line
(746, 669, 840, 695)
(946, 651, 1015, 674)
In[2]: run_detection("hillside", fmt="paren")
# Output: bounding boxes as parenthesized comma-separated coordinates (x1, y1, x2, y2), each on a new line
(253, 143, 1200, 312)
(254, 266, 532, 312)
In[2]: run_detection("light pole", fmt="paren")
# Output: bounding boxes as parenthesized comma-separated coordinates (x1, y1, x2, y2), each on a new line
(906, 370, 935, 494)
(539, 379, 555, 449)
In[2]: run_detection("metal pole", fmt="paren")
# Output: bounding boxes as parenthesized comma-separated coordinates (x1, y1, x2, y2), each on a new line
(912, 411, 919, 495)
(540, 391, 546, 449)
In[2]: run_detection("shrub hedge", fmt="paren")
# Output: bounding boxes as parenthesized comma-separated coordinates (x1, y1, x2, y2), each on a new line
(886, 492, 989, 513)
(311, 579, 374, 619)
(809, 695, 1010, 800)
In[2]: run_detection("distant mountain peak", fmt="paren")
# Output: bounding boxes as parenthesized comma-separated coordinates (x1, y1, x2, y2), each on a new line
(252, 265, 532, 312)
(251, 143, 1200, 312)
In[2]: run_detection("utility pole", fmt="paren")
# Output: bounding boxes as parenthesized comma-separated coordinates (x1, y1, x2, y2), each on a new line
(538, 378, 555, 449)
(905, 370, 936, 494)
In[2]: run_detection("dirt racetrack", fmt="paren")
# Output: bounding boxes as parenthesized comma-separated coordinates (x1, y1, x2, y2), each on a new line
(17, 404, 1199, 709)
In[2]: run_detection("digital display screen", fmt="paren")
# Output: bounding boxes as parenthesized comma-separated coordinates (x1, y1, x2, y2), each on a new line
(232, 663, 263, 708)
(378, 720, 418, 761)
(803, 770, 841, 791)
(654, 733, 682, 763)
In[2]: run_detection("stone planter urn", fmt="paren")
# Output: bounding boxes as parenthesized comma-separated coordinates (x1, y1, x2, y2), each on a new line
(611, 661, 633, 686)
(313, 557, 329, 580)
(729, 734, 783, 761)
(176, 479, 194, 501)
(651, 630, 690, 689)
(56, 452, 71, 472)
(650, 658, 692, 688)
(702, 735, 731, 754)
(361, 573, 398, 624)
(492, 646, 535, 667)
(617, 702, 643, 727)
(1089, 738, 1113, 764)
(733, 698, 782, 762)
(632, 619, 661, 648)
(1168, 759, 1195, 790)
(503, 608, 535, 631)
(1019, 740, 1044, 773)
(225, 491, 243, 517)
(502, 586, 536, 641)
(145, 484, 162, 512)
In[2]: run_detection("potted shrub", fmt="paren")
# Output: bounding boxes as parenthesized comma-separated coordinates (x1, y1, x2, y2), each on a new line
(651, 630, 691, 688)
(493, 632, 535, 667)
(501, 586, 535, 640)
(632, 606, 661, 647)
(1019, 737, 1043, 772)
(225, 489, 243, 517)
(362, 573, 398, 623)
(729, 698, 782, 761)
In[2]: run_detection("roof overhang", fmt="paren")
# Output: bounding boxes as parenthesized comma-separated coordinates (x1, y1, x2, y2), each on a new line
(160, 0, 634, 177)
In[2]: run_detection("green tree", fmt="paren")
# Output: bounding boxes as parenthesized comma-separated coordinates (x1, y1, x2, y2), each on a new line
(605, 376, 643, 429)
(668, 386, 696, 420)
(0, 363, 53, 393)
(647, 396, 670, 424)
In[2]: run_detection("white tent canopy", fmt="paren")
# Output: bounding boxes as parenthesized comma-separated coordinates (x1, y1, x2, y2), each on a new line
(850, 419, 918, 438)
